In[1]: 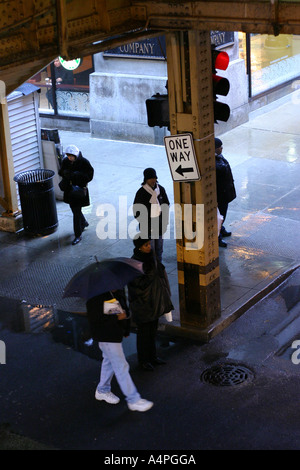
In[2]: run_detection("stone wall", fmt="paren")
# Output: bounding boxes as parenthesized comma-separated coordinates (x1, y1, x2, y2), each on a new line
(89, 34, 249, 143)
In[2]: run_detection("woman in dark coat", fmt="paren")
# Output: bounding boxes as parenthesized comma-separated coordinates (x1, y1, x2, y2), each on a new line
(58, 144, 94, 245)
(128, 235, 174, 371)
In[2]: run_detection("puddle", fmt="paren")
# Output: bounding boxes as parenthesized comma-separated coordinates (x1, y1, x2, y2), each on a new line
(50, 309, 103, 360)
(0, 299, 177, 361)
(0, 300, 131, 359)
(50, 309, 140, 360)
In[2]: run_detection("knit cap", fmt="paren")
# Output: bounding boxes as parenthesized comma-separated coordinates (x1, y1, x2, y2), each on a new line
(214, 138, 223, 149)
(133, 234, 151, 249)
(143, 168, 157, 181)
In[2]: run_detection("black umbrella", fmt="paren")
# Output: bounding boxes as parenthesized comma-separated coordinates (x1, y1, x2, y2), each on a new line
(62, 257, 144, 301)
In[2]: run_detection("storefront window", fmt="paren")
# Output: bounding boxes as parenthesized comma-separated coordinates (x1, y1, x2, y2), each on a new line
(239, 33, 300, 96)
(27, 56, 94, 117)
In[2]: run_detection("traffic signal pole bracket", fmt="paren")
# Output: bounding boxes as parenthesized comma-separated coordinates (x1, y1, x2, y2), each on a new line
(165, 31, 221, 331)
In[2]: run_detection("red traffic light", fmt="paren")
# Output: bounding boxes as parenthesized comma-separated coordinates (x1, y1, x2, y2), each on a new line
(212, 50, 229, 71)
(211, 47, 230, 122)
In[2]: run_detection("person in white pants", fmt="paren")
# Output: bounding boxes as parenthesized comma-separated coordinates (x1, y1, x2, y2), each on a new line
(86, 289, 153, 412)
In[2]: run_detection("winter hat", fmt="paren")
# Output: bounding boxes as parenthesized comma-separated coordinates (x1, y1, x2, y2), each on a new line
(143, 167, 157, 181)
(133, 233, 151, 249)
(65, 144, 80, 158)
(214, 138, 223, 149)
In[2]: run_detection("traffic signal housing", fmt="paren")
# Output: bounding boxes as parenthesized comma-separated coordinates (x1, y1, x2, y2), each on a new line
(146, 93, 169, 128)
(212, 48, 230, 123)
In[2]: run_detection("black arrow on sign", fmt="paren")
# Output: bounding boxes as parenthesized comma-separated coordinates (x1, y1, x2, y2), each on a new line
(175, 165, 194, 177)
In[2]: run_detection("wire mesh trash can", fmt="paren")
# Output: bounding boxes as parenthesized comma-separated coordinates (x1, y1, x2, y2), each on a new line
(14, 169, 58, 235)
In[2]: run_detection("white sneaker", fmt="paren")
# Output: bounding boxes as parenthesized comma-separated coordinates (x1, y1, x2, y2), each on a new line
(95, 390, 120, 404)
(128, 398, 154, 412)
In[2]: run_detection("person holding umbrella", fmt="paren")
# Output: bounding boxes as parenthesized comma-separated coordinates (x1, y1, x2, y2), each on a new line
(128, 234, 174, 371)
(86, 289, 153, 412)
(63, 257, 154, 412)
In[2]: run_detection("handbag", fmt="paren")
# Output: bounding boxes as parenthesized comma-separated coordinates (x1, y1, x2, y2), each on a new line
(68, 185, 87, 203)
(58, 178, 70, 191)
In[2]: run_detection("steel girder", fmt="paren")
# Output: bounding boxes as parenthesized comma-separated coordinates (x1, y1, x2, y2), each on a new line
(1, 1, 300, 93)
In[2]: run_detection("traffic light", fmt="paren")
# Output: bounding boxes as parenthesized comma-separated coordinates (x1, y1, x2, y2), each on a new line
(211, 47, 230, 123)
(146, 93, 169, 128)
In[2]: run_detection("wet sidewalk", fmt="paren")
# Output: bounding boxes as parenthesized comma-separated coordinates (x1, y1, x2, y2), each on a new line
(0, 93, 300, 451)
(0, 93, 299, 337)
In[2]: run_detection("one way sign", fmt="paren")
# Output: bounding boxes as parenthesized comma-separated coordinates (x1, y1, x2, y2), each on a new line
(164, 133, 201, 182)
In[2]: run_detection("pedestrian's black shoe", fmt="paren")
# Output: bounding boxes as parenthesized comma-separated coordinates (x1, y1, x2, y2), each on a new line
(72, 236, 82, 245)
(140, 362, 154, 371)
(218, 238, 227, 248)
(151, 357, 166, 365)
(221, 227, 231, 237)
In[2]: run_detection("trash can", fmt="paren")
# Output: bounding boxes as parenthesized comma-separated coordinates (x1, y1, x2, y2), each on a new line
(14, 169, 58, 235)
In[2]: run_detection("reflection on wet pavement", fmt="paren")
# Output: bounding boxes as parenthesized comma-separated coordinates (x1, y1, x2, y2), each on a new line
(0, 92, 299, 335)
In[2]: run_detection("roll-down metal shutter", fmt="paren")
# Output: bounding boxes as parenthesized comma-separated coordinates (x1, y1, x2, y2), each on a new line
(7, 84, 43, 206)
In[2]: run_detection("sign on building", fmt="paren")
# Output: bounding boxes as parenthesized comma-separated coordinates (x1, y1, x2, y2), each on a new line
(104, 37, 166, 60)
(211, 31, 234, 48)
(103, 32, 234, 60)
(164, 134, 201, 182)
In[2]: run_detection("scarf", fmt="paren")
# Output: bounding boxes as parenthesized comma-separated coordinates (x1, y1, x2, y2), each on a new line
(143, 183, 161, 218)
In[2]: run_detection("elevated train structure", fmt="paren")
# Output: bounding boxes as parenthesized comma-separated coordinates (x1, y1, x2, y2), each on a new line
(1, 1, 300, 333)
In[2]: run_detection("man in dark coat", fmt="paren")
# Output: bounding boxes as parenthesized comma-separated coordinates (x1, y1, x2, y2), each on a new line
(46, 58, 74, 109)
(86, 289, 153, 412)
(128, 235, 174, 371)
(215, 138, 236, 248)
(133, 168, 169, 262)
(58, 144, 94, 245)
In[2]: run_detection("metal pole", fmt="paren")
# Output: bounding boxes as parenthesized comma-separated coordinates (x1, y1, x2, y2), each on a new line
(166, 31, 221, 329)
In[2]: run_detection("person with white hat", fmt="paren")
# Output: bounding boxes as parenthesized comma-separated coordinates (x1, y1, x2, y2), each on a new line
(58, 144, 94, 245)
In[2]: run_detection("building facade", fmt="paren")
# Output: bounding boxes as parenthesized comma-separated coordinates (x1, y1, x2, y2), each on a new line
(27, 32, 300, 144)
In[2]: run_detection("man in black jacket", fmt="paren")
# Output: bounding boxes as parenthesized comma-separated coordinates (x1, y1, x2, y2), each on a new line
(133, 168, 169, 262)
(46, 58, 74, 109)
(86, 289, 153, 412)
(58, 144, 94, 245)
(215, 138, 236, 248)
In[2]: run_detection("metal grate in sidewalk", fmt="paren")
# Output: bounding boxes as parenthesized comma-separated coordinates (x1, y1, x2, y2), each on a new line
(0, 261, 86, 312)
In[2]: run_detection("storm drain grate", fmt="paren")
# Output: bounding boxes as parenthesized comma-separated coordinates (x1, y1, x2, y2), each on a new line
(201, 363, 254, 387)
